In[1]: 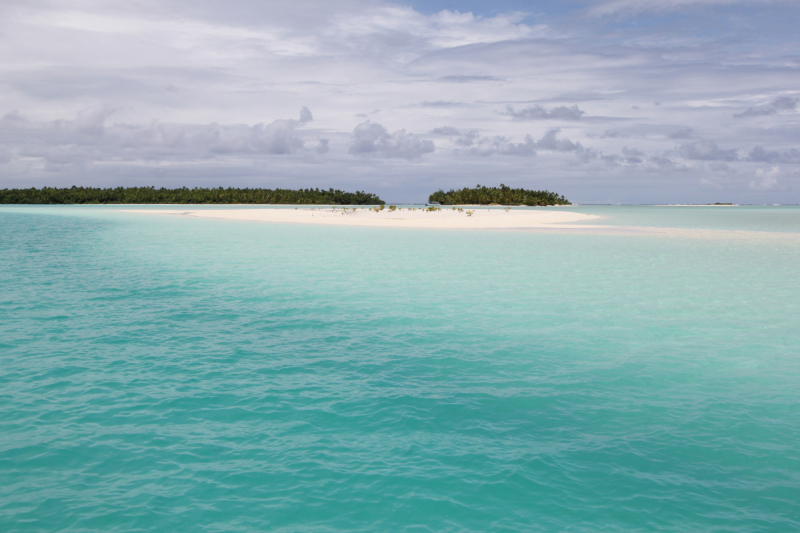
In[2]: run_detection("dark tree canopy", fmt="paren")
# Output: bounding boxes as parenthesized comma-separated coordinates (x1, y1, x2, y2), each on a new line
(0, 186, 385, 205)
(429, 184, 570, 206)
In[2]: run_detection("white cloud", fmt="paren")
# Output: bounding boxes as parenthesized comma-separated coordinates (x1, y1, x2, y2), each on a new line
(588, 0, 782, 16)
(749, 166, 781, 191)
(348, 121, 434, 159)
(735, 96, 797, 118)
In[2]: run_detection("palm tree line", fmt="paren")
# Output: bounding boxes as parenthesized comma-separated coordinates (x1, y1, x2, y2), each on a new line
(428, 184, 570, 206)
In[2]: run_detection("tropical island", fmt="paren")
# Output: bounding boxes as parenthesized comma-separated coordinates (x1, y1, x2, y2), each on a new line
(429, 185, 570, 206)
(0, 186, 385, 205)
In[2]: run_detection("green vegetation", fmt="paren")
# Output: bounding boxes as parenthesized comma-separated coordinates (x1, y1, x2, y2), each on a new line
(428, 184, 570, 206)
(0, 186, 385, 205)
(709, 202, 734, 206)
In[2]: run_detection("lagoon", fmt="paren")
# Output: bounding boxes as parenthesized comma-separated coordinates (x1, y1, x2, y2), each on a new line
(1, 205, 799, 532)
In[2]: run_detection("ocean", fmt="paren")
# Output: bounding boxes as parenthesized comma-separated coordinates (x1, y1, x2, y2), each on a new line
(1, 205, 798, 532)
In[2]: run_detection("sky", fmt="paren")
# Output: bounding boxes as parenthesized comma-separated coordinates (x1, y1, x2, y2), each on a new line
(1, 0, 799, 203)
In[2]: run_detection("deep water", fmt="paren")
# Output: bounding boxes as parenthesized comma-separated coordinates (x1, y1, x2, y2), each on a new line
(1, 206, 799, 532)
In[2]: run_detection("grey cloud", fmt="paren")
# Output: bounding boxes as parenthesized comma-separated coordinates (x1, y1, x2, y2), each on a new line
(0, 107, 316, 170)
(419, 101, 466, 108)
(348, 121, 434, 159)
(677, 141, 738, 162)
(315, 138, 329, 154)
(502, 105, 586, 121)
(75, 106, 118, 135)
(735, 96, 797, 118)
(536, 129, 584, 152)
(452, 128, 587, 158)
(669, 128, 693, 139)
(622, 146, 644, 164)
(207, 120, 306, 155)
(603, 151, 688, 171)
(454, 130, 481, 147)
(299, 107, 313, 124)
(437, 75, 503, 83)
(588, 130, 630, 139)
(748, 146, 800, 164)
(431, 126, 461, 136)
(650, 156, 687, 171)
(3, 110, 27, 123)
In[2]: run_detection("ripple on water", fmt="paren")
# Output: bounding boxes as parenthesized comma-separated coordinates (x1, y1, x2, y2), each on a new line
(0, 207, 799, 532)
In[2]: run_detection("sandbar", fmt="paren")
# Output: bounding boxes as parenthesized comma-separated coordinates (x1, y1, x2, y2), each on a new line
(124, 207, 602, 229)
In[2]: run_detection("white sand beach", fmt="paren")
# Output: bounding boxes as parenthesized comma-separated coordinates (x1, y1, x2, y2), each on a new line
(124, 206, 602, 229)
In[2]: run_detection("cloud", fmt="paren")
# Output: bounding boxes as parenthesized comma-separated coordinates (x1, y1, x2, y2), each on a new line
(502, 105, 586, 121)
(535, 129, 585, 152)
(437, 75, 503, 83)
(443, 128, 588, 158)
(0, 107, 317, 170)
(669, 128, 693, 139)
(299, 106, 313, 124)
(431, 126, 462, 136)
(348, 121, 434, 159)
(2, 110, 26, 123)
(676, 141, 738, 161)
(621, 146, 644, 163)
(747, 146, 800, 164)
(460, 135, 537, 157)
(1, 0, 799, 202)
(589, 0, 781, 16)
(649, 156, 688, 171)
(749, 166, 782, 191)
(735, 96, 797, 118)
(418, 101, 466, 108)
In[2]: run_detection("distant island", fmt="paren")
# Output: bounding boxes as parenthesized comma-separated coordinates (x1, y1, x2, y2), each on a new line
(0, 186, 385, 205)
(429, 184, 570, 206)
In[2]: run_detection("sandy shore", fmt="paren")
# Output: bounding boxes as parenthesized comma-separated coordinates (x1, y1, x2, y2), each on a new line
(124, 206, 602, 229)
(120, 206, 800, 242)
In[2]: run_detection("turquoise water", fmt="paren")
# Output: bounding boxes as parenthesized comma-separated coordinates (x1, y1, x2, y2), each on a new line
(1, 206, 799, 532)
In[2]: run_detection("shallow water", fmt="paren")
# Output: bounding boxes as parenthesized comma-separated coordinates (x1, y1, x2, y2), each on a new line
(1, 206, 799, 532)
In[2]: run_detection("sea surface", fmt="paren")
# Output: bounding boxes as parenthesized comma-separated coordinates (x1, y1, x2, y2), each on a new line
(1, 205, 799, 532)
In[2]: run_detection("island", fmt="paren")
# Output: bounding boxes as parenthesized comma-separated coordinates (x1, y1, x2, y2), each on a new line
(0, 186, 385, 205)
(428, 184, 570, 206)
